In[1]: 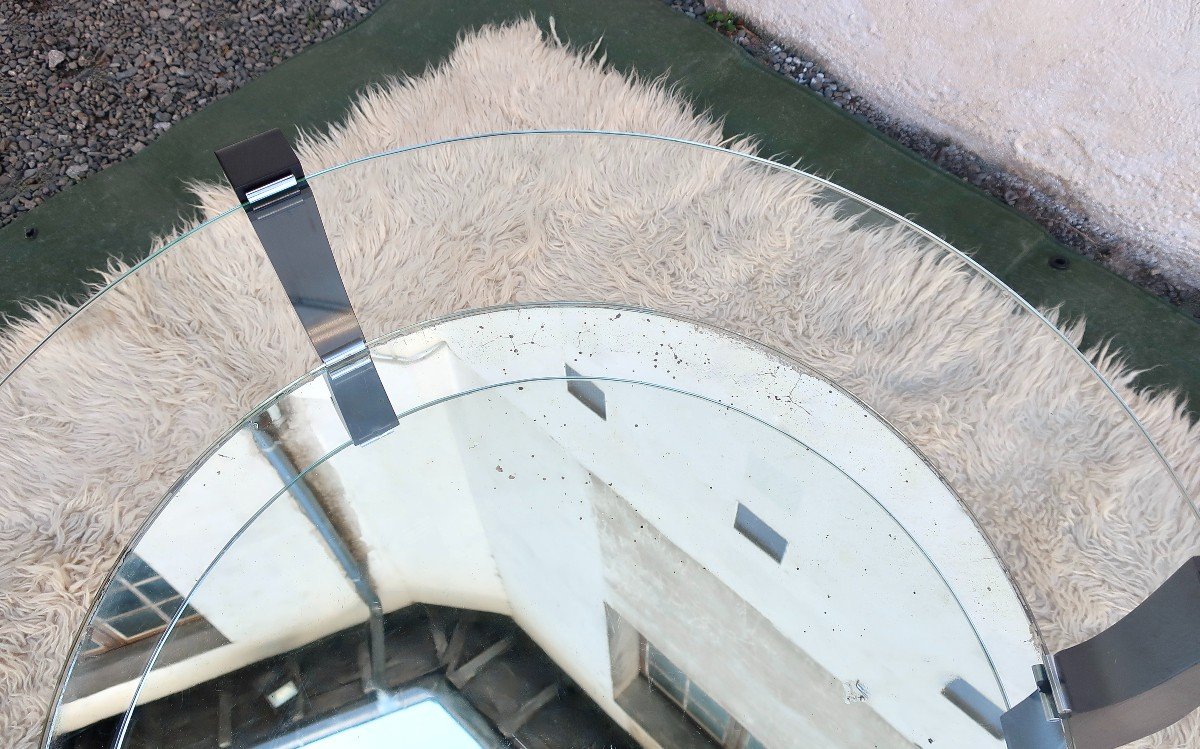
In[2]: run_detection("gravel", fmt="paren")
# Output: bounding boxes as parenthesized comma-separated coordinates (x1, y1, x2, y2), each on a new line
(0, 0, 380, 224)
(663, 0, 1199, 316)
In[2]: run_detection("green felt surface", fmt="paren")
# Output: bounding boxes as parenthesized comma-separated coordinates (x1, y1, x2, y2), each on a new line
(0, 0, 1194, 414)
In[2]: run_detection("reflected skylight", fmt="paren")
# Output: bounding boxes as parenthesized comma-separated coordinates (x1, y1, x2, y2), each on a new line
(303, 699, 480, 748)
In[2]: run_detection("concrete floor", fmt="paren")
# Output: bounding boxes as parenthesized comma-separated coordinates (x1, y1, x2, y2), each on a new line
(0, 0, 1195, 416)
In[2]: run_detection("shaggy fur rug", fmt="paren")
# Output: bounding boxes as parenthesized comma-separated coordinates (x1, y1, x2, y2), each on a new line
(1, 20, 1197, 748)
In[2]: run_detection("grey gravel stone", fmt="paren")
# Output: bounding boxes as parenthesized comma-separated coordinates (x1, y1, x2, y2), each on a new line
(1, 0, 381, 227)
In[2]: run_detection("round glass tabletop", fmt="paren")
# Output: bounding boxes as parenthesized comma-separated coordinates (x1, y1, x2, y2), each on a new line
(4, 131, 1192, 749)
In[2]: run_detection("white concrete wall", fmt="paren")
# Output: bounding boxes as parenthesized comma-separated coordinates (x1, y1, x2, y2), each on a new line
(725, 0, 1200, 284)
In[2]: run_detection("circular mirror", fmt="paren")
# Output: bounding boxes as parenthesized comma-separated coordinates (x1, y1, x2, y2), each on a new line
(49, 306, 1034, 748)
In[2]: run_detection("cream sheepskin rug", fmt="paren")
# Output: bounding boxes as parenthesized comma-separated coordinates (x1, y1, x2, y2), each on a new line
(1, 20, 1198, 748)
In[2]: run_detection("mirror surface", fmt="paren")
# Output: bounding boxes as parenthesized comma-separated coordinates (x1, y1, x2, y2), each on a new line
(49, 306, 1036, 749)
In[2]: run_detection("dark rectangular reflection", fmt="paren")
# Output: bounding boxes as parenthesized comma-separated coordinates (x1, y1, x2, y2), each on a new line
(734, 504, 788, 563)
(565, 365, 607, 420)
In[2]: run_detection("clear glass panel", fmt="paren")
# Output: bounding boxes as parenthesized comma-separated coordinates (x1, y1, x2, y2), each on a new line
(312, 133, 1196, 657)
(10, 132, 1194, 749)
(646, 645, 688, 706)
(74, 378, 1015, 748)
(46, 376, 330, 745)
(0, 194, 320, 745)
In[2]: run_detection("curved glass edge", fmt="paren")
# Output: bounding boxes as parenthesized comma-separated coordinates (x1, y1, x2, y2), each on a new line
(40, 302, 1057, 748)
(1, 129, 1188, 514)
(38, 367, 328, 749)
(107, 376, 1019, 749)
(311, 130, 1191, 511)
(22, 125, 1190, 743)
(0, 198, 250, 389)
(107, 437, 354, 748)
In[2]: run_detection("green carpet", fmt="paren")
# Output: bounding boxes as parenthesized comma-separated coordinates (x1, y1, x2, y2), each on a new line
(0, 0, 1195, 416)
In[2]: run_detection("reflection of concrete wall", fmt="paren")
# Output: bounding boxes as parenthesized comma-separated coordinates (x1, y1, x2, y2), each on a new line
(438, 380, 994, 745)
(435, 385, 911, 746)
(121, 350, 993, 744)
(62, 312, 1021, 744)
(595, 486, 911, 747)
(726, 0, 1200, 285)
(60, 425, 371, 731)
(443, 390, 666, 749)
(297, 350, 511, 616)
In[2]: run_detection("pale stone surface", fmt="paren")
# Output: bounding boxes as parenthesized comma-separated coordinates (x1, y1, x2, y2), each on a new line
(727, 0, 1200, 286)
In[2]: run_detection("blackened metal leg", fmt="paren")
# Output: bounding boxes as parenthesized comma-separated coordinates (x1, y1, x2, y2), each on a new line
(1003, 556, 1200, 748)
(1052, 556, 1200, 748)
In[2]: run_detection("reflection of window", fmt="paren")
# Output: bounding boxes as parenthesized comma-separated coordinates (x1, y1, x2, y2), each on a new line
(642, 640, 766, 749)
(83, 554, 203, 655)
(305, 699, 481, 749)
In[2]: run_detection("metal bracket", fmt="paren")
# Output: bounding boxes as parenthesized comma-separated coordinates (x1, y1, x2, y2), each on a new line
(1001, 666, 1068, 749)
(1002, 556, 1200, 748)
(215, 129, 398, 445)
(1052, 556, 1200, 749)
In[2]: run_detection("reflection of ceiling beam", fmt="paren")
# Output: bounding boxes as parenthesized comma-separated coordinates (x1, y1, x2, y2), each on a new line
(443, 613, 477, 672)
(497, 684, 560, 738)
(448, 636, 515, 688)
